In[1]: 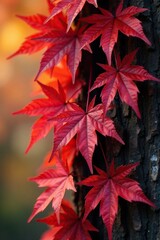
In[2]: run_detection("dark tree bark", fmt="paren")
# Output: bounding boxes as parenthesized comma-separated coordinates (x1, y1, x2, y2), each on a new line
(111, 1, 160, 239)
(78, 0, 160, 239)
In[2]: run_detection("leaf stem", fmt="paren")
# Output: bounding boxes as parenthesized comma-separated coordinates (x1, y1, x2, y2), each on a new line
(114, 49, 118, 69)
(86, 65, 92, 112)
(98, 138, 109, 172)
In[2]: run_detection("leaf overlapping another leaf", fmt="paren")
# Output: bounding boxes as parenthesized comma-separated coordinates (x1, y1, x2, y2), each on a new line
(8, 11, 67, 59)
(13, 80, 81, 152)
(9, 1, 158, 239)
(34, 24, 91, 82)
(39, 138, 77, 173)
(51, 98, 124, 173)
(38, 200, 98, 240)
(46, 0, 98, 31)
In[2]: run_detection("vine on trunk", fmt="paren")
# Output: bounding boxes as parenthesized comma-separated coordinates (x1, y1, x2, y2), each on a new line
(10, 0, 159, 239)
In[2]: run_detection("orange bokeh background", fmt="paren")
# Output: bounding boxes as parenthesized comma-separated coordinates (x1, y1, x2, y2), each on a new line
(0, 1, 52, 239)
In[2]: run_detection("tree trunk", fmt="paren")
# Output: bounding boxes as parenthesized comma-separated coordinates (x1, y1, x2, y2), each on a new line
(80, 0, 160, 239)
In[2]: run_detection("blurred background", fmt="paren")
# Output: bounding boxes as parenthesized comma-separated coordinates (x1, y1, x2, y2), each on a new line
(0, 0, 52, 239)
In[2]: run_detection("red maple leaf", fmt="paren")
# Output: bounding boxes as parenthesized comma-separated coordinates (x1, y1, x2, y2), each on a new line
(28, 160, 76, 223)
(13, 81, 80, 153)
(8, 1, 91, 82)
(33, 56, 85, 98)
(38, 200, 98, 240)
(90, 50, 159, 117)
(39, 56, 73, 89)
(81, 1, 150, 65)
(8, 3, 67, 59)
(50, 97, 124, 173)
(79, 161, 155, 240)
(40, 228, 61, 240)
(34, 24, 91, 83)
(46, 0, 98, 31)
(39, 138, 78, 172)
(47, 0, 55, 13)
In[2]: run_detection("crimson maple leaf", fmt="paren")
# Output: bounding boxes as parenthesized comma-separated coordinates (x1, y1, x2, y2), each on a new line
(28, 160, 76, 223)
(34, 55, 84, 96)
(13, 81, 80, 153)
(47, 0, 55, 13)
(8, 9, 67, 59)
(40, 228, 59, 240)
(46, 0, 98, 31)
(39, 138, 77, 173)
(79, 161, 155, 240)
(90, 50, 159, 117)
(34, 24, 91, 83)
(50, 97, 124, 173)
(81, 1, 150, 65)
(38, 200, 98, 240)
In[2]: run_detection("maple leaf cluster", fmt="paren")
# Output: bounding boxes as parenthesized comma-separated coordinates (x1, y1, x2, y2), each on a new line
(10, 0, 159, 239)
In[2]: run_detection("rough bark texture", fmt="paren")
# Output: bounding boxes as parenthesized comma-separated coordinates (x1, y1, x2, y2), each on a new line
(81, 0, 160, 239)
(112, 0, 160, 239)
